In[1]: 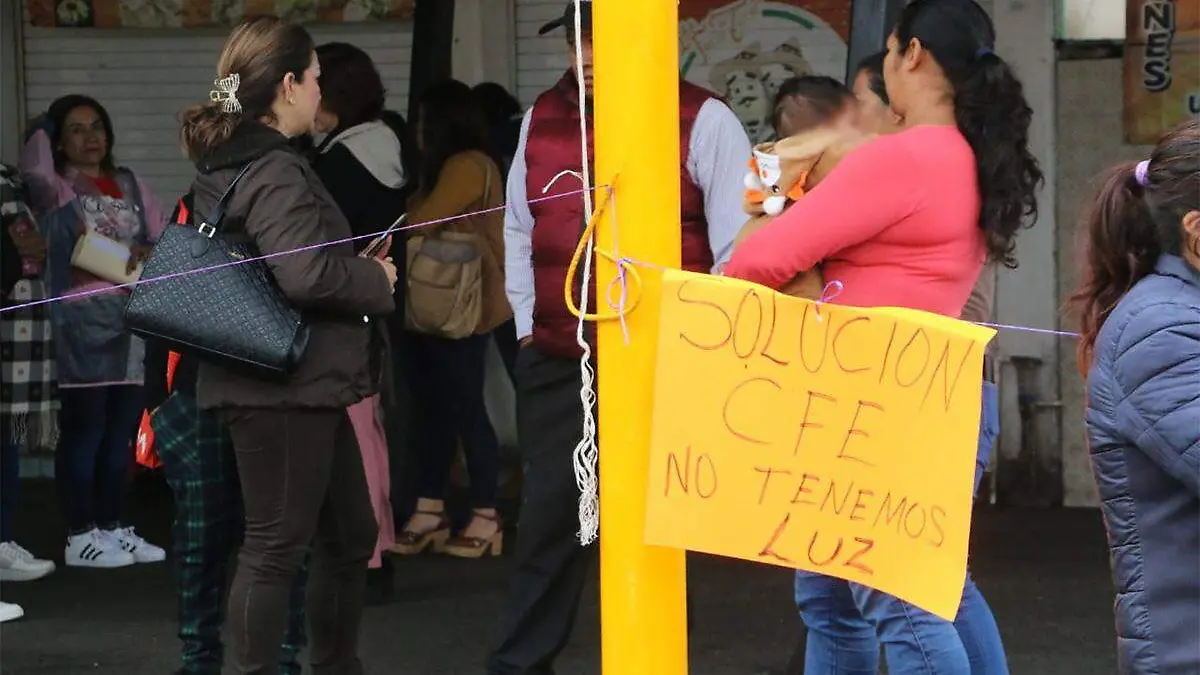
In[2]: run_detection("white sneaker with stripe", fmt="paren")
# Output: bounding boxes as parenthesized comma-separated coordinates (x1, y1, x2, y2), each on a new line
(64, 529, 135, 568)
(101, 527, 166, 564)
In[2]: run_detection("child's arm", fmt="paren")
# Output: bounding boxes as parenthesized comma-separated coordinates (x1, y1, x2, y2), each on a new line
(734, 214, 770, 248)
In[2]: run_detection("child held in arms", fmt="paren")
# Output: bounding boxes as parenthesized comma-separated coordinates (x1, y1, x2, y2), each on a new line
(736, 75, 872, 298)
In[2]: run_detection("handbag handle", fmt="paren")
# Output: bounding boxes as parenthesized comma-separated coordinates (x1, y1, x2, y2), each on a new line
(197, 163, 253, 239)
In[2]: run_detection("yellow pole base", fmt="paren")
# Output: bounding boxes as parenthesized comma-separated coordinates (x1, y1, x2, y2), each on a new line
(593, 1, 689, 674)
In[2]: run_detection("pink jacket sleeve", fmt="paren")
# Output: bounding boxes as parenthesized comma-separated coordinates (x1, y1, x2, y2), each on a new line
(18, 129, 75, 214)
(722, 135, 920, 290)
(19, 128, 167, 242)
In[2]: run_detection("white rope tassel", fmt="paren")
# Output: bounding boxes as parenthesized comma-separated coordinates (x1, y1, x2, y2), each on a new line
(569, 0, 600, 546)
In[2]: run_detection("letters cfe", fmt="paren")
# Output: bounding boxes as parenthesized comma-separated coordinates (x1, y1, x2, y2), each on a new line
(644, 270, 996, 620)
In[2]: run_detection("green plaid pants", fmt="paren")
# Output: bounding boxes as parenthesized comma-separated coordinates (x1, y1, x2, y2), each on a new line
(154, 392, 308, 675)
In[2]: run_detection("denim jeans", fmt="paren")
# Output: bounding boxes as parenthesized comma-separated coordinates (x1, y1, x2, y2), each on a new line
(793, 382, 1007, 675)
(405, 331, 501, 508)
(55, 385, 144, 533)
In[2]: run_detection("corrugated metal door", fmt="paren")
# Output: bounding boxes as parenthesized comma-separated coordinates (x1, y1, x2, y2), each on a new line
(514, 0, 570, 107)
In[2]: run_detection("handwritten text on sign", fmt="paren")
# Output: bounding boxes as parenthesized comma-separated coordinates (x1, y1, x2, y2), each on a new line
(644, 271, 995, 620)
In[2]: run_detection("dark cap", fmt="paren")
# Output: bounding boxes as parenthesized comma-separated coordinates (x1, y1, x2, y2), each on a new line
(538, 0, 592, 36)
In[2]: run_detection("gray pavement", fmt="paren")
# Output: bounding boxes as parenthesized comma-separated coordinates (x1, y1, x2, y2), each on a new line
(0, 476, 1117, 674)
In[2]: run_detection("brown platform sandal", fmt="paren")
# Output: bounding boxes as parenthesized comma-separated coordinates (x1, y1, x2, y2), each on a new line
(391, 511, 451, 555)
(443, 512, 504, 559)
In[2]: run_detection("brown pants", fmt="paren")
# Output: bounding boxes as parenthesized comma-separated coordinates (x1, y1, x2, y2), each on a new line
(221, 408, 377, 675)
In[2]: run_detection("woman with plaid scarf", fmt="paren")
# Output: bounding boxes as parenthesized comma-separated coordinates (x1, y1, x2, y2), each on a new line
(0, 163, 59, 623)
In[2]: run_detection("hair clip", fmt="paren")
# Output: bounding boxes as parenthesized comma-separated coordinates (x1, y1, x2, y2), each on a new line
(210, 74, 242, 114)
(974, 46, 994, 59)
(1134, 159, 1151, 187)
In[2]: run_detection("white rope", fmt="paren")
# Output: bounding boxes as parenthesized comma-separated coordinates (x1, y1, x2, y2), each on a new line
(569, 0, 600, 546)
(542, 170, 585, 194)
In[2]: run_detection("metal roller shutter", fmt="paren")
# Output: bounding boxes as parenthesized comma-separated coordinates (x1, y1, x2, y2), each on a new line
(514, 0, 570, 107)
(22, 19, 413, 201)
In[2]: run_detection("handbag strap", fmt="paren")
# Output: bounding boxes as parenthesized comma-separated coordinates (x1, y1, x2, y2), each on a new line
(197, 163, 254, 237)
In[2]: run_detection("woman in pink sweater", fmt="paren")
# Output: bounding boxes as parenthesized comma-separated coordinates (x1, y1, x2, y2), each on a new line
(724, 2, 1042, 674)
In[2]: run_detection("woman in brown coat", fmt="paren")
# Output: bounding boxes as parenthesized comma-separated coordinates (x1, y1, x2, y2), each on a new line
(394, 79, 511, 560)
(178, 17, 397, 674)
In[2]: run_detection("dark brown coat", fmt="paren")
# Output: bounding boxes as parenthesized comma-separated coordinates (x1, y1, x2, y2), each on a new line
(190, 122, 395, 410)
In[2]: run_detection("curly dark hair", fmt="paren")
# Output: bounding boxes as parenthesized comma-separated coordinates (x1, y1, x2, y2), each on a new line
(895, 0, 1044, 268)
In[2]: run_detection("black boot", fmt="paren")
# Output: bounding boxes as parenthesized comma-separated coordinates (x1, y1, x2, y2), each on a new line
(365, 554, 395, 606)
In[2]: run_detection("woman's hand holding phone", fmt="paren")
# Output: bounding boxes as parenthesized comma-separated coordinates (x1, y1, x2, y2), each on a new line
(376, 256, 398, 291)
(361, 234, 391, 259)
(360, 213, 406, 259)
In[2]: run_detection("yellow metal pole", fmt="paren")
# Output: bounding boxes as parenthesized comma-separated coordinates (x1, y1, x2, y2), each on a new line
(593, 2, 689, 674)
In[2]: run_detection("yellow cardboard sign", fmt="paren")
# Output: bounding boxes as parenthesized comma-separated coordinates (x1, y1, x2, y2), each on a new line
(645, 270, 996, 620)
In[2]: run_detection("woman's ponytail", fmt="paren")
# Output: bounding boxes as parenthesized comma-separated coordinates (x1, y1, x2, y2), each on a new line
(1070, 163, 1159, 374)
(1071, 119, 1200, 374)
(179, 17, 316, 162)
(953, 51, 1043, 268)
(894, 0, 1044, 268)
(179, 102, 239, 162)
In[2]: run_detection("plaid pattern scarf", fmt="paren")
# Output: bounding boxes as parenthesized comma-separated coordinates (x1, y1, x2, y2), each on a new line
(1, 165, 58, 452)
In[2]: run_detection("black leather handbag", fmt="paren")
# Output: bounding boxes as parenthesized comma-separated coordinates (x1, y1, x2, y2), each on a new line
(125, 164, 309, 379)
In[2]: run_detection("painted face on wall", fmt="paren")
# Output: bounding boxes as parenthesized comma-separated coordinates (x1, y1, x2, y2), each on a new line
(758, 63, 799, 101)
(724, 69, 770, 140)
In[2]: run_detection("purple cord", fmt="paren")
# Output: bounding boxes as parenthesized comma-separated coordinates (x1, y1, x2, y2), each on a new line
(0, 185, 606, 314)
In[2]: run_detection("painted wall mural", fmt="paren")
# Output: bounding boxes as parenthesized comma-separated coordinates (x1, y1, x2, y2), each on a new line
(27, 0, 415, 28)
(681, 0, 850, 142)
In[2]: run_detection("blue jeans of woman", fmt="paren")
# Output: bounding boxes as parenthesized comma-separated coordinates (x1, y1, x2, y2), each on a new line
(405, 331, 501, 508)
(55, 385, 144, 533)
(792, 382, 1006, 675)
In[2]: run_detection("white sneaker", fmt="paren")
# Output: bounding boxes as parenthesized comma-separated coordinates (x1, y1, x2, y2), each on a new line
(102, 527, 166, 564)
(64, 529, 135, 568)
(0, 541, 56, 581)
(0, 601, 23, 623)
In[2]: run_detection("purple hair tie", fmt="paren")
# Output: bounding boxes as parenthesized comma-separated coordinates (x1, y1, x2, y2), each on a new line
(1134, 160, 1151, 187)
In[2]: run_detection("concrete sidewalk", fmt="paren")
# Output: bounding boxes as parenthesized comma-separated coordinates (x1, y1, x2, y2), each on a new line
(0, 477, 1116, 674)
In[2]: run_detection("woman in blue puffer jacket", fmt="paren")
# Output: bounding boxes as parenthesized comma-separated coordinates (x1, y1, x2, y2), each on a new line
(1072, 119, 1198, 675)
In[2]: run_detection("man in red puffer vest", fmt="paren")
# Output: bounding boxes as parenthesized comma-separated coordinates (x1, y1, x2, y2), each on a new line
(490, 2, 751, 672)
